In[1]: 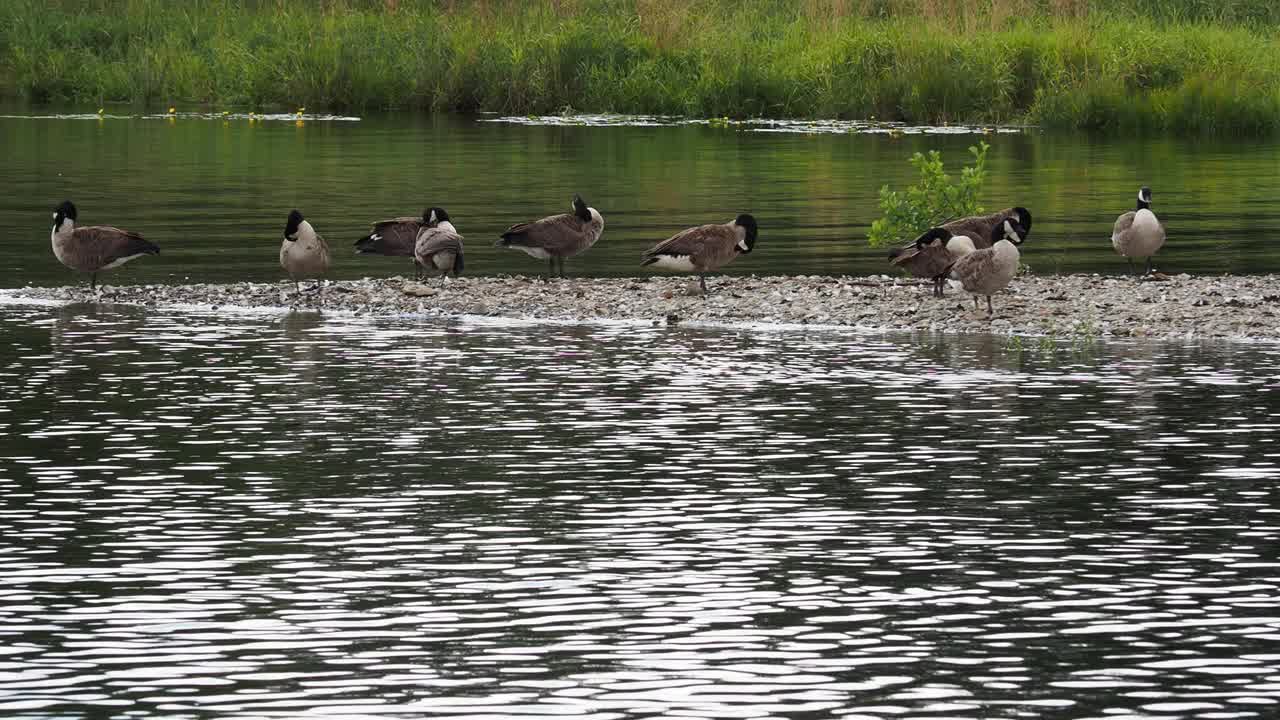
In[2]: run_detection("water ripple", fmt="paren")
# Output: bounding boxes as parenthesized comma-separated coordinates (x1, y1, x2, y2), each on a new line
(0, 304, 1278, 717)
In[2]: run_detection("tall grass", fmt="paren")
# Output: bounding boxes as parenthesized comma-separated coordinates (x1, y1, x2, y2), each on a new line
(4, 0, 1280, 133)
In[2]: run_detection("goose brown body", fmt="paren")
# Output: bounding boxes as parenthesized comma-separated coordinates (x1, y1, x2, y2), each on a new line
(496, 194, 604, 278)
(641, 214, 758, 294)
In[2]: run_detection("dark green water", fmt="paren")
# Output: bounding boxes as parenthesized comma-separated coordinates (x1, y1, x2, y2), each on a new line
(5, 108, 1280, 717)
(3, 107, 1280, 288)
(2, 302, 1280, 717)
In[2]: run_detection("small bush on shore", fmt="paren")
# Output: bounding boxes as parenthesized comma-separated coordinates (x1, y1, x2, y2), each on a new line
(868, 142, 989, 248)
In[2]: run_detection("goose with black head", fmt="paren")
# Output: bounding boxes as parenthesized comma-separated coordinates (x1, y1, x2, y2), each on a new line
(414, 207, 465, 278)
(495, 194, 604, 278)
(1111, 186, 1166, 276)
(50, 200, 159, 292)
(280, 209, 330, 293)
(888, 226, 978, 297)
(641, 213, 758, 296)
(942, 207, 1032, 249)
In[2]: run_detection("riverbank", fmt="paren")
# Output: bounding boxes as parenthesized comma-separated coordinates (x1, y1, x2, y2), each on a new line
(6, 274, 1280, 341)
(6, 0, 1280, 134)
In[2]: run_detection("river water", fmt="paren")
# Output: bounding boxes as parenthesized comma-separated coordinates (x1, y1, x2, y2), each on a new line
(1, 302, 1279, 718)
(4, 107, 1280, 287)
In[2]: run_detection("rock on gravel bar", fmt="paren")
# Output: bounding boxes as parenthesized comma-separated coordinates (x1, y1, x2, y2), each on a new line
(5, 273, 1280, 341)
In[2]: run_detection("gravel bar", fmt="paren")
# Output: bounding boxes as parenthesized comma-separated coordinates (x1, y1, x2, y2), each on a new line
(5, 273, 1280, 341)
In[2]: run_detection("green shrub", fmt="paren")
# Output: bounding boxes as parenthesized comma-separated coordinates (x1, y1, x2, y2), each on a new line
(867, 142, 989, 248)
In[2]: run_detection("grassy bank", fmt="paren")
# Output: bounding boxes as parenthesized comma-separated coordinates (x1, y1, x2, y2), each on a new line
(5, 0, 1280, 133)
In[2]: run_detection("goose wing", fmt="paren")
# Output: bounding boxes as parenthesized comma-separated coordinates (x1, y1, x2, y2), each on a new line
(947, 246, 997, 292)
(356, 217, 422, 256)
(1111, 211, 1136, 243)
(888, 240, 951, 279)
(642, 223, 732, 261)
(73, 225, 159, 269)
(499, 212, 585, 253)
(416, 225, 465, 257)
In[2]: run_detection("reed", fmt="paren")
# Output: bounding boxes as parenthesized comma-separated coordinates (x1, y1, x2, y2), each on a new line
(4, 0, 1280, 133)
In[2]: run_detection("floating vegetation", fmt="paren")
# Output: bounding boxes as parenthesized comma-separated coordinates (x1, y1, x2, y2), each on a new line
(0, 111, 361, 122)
(479, 113, 682, 127)
(483, 114, 1023, 135)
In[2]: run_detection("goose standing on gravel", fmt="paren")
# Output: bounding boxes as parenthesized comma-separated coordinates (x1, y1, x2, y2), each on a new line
(414, 207, 465, 278)
(946, 218, 1027, 318)
(943, 207, 1032, 249)
(280, 209, 330, 293)
(355, 211, 428, 279)
(50, 200, 159, 291)
(888, 226, 978, 297)
(1112, 186, 1166, 276)
(495, 194, 604, 278)
(640, 214, 758, 295)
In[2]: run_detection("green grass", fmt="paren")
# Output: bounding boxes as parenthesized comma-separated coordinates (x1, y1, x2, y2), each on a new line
(4, 0, 1280, 133)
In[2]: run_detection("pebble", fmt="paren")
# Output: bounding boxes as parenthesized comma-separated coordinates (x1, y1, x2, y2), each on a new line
(5, 273, 1280, 341)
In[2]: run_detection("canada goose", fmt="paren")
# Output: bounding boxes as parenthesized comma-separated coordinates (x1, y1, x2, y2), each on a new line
(946, 219, 1027, 318)
(414, 207, 465, 278)
(495, 194, 604, 278)
(1112, 186, 1166, 276)
(50, 200, 159, 291)
(942, 207, 1032, 249)
(640, 214, 758, 295)
(355, 212, 428, 279)
(280, 209, 330, 293)
(888, 226, 978, 297)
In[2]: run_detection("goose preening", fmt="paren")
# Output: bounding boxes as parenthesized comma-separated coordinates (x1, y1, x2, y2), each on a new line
(414, 207, 465, 278)
(946, 218, 1027, 318)
(279, 209, 330, 293)
(1112, 186, 1166, 276)
(495, 194, 604, 278)
(640, 213, 758, 295)
(888, 226, 978, 297)
(355, 212, 428, 279)
(50, 200, 159, 291)
(942, 207, 1032, 249)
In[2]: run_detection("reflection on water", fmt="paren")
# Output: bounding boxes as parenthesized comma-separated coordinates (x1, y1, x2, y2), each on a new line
(1, 304, 1279, 717)
(4, 107, 1280, 287)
